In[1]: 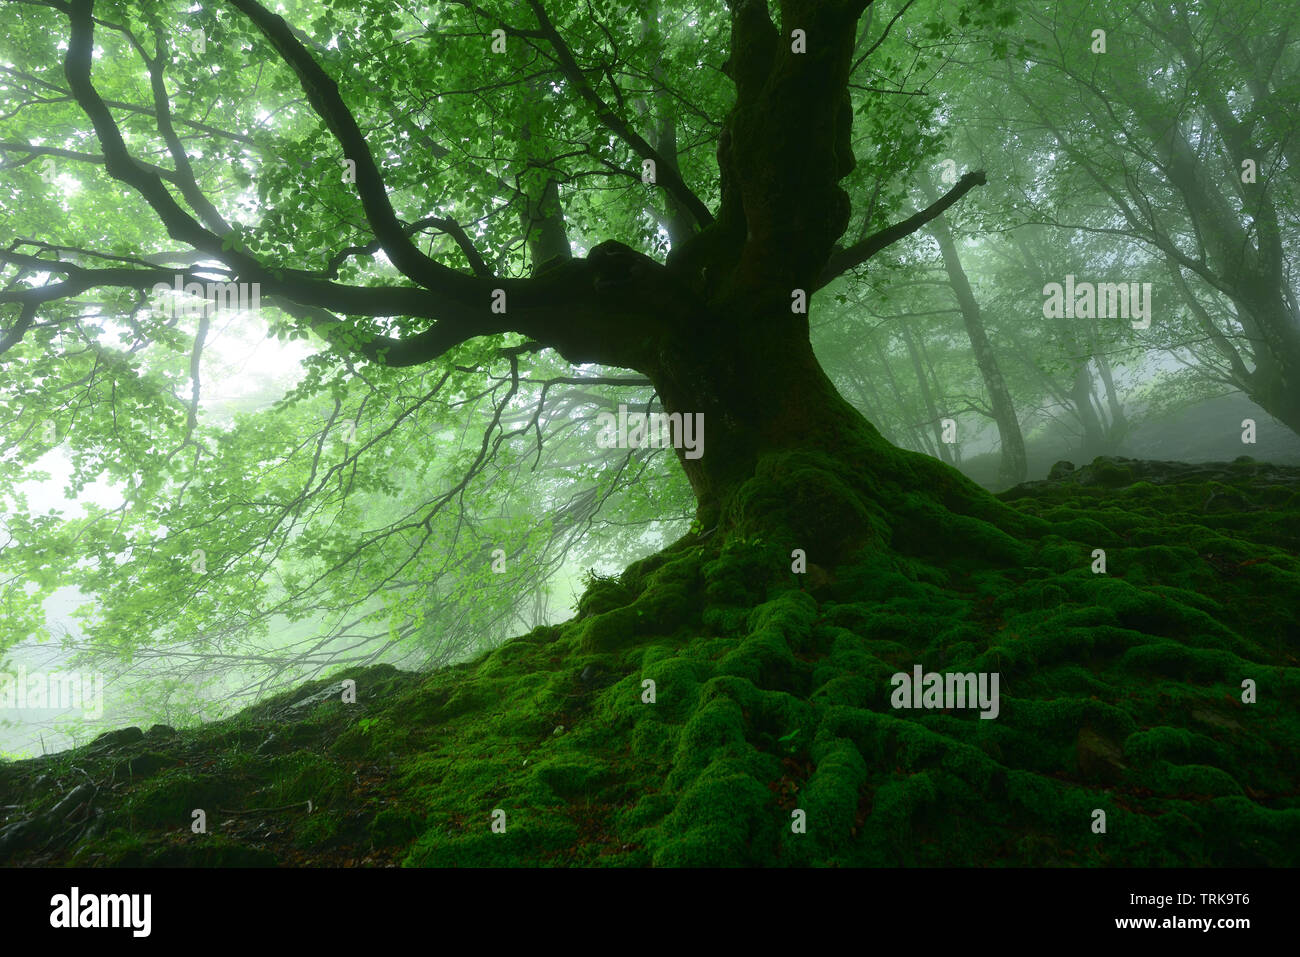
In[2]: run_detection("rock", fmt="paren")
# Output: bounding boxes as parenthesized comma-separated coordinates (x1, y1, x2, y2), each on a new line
(145, 724, 178, 739)
(88, 727, 144, 751)
(83, 809, 106, 839)
(0, 819, 38, 855)
(1048, 460, 1076, 481)
(1089, 457, 1135, 488)
(124, 752, 171, 778)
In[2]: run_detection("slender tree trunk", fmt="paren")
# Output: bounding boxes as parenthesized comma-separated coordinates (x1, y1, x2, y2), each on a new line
(1090, 344, 1128, 444)
(900, 324, 953, 464)
(1070, 360, 1107, 461)
(519, 77, 571, 270)
(924, 182, 1027, 485)
(873, 331, 931, 454)
(637, 0, 696, 247)
(917, 334, 962, 467)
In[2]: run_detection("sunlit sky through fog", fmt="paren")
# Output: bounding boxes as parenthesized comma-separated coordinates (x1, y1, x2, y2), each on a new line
(23, 304, 314, 517)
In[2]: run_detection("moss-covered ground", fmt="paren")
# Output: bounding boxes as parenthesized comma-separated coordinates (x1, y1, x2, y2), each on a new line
(1, 453, 1297, 866)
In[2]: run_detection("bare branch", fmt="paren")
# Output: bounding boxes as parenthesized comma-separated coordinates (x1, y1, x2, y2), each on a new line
(817, 169, 987, 288)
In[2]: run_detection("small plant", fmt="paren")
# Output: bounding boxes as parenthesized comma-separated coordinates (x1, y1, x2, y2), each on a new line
(580, 567, 619, 589)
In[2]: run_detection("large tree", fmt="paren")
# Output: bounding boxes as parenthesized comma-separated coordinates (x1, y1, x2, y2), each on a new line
(0, 0, 1005, 580)
(3, 0, 1299, 870)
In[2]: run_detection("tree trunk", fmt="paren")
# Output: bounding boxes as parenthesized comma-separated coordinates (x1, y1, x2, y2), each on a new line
(872, 330, 931, 454)
(901, 324, 954, 465)
(644, 306, 877, 519)
(1089, 337, 1129, 445)
(603, 292, 1030, 574)
(1069, 360, 1108, 461)
(512, 0, 1025, 571)
(924, 183, 1027, 486)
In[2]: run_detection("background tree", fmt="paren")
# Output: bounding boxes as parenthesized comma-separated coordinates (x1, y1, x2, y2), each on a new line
(990, 0, 1300, 434)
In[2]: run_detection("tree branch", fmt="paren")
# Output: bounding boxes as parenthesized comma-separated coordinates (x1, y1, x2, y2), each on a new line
(0, 302, 37, 357)
(3, 0, 695, 375)
(144, 22, 232, 234)
(0, 141, 182, 184)
(225, 0, 485, 297)
(524, 0, 713, 230)
(64, 0, 253, 270)
(817, 169, 986, 288)
(851, 0, 915, 75)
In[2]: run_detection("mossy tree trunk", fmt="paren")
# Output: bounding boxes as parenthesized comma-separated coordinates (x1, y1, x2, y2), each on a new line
(497, 0, 1003, 557)
(643, 304, 887, 526)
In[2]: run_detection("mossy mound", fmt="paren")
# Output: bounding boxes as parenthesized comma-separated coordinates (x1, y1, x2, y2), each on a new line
(1, 455, 1297, 866)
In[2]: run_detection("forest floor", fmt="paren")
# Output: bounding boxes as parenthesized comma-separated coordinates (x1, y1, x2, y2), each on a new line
(1, 454, 1297, 867)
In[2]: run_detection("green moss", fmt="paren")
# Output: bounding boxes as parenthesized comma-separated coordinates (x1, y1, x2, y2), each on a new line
(406, 811, 580, 867)
(531, 755, 611, 799)
(331, 715, 409, 760)
(126, 770, 241, 828)
(7, 455, 1299, 868)
(574, 571, 637, 618)
(369, 808, 424, 848)
(267, 752, 349, 806)
(652, 760, 777, 866)
(785, 738, 869, 861)
(726, 451, 881, 565)
(69, 828, 149, 866)
(1144, 761, 1244, 797)
(578, 606, 641, 652)
(1124, 726, 1227, 766)
(145, 836, 279, 867)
